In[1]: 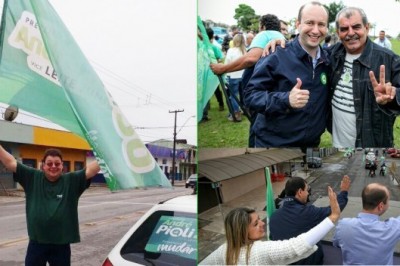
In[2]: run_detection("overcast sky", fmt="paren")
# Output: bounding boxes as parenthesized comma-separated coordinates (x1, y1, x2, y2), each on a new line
(0, 0, 197, 145)
(199, 0, 400, 37)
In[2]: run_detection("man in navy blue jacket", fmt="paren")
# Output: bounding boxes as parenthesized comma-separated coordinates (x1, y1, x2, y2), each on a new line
(269, 176, 351, 265)
(244, 2, 330, 147)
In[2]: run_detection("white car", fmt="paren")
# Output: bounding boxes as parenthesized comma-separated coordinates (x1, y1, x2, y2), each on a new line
(366, 152, 376, 162)
(102, 195, 197, 266)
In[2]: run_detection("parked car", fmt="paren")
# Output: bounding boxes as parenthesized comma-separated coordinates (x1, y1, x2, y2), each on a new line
(185, 174, 197, 189)
(102, 195, 197, 266)
(211, 26, 227, 44)
(301, 157, 322, 168)
(391, 152, 400, 158)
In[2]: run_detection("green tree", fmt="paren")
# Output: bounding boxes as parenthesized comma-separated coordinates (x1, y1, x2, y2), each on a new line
(234, 4, 257, 31)
(323, 1, 346, 24)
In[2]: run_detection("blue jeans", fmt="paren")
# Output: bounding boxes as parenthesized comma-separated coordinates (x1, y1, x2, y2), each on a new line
(227, 77, 241, 113)
(25, 240, 71, 266)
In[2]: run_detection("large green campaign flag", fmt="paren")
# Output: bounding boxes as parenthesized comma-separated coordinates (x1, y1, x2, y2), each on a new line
(0, 0, 171, 190)
(197, 16, 219, 122)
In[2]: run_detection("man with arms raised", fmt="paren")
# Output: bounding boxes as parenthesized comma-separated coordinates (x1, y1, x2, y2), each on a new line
(0, 145, 100, 266)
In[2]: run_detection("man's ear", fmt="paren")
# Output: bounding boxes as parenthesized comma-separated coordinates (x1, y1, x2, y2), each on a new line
(295, 19, 300, 29)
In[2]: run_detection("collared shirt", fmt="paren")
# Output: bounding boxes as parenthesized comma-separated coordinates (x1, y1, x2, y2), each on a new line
(299, 45, 321, 69)
(333, 212, 400, 265)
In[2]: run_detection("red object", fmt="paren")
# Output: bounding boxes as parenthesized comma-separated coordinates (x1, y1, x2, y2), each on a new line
(271, 173, 285, 182)
(102, 258, 113, 266)
(391, 153, 400, 158)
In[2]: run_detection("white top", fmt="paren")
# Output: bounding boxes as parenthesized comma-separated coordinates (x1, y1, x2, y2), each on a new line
(332, 53, 360, 148)
(225, 47, 245, 78)
(200, 217, 334, 265)
(374, 37, 392, 50)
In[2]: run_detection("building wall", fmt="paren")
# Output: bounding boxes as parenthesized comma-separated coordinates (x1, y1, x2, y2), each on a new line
(19, 145, 87, 171)
(220, 170, 265, 203)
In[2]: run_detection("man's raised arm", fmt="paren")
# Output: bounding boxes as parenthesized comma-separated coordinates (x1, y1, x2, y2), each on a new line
(85, 160, 100, 180)
(0, 145, 17, 172)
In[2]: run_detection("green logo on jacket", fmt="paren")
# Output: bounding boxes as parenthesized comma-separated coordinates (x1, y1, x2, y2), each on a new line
(320, 73, 327, 85)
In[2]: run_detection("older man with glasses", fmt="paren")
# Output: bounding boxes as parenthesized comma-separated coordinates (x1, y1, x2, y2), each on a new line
(269, 175, 351, 265)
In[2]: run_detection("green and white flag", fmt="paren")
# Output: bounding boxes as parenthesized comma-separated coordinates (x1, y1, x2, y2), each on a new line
(197, 16, 219, 122)
(0, 0, 171, 190)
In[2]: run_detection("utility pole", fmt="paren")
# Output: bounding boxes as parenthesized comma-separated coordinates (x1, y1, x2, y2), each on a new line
(169, 109, 184, 186)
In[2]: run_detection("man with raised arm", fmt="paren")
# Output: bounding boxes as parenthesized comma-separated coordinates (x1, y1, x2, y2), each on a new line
(0, 144, 100, 266)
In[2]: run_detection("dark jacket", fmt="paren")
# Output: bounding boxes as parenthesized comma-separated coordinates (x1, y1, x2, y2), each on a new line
(244, 37, 331, 147)
(269, 191, 348, 265)
(329, 38, 400, 147)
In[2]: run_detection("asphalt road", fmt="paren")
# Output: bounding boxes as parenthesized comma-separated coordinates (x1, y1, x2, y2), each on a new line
(0, 184, 193, 266)
(308, 149, 400, 203)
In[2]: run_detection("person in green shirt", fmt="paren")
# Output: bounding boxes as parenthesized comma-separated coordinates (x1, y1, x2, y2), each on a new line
(0, 145, 100, 266)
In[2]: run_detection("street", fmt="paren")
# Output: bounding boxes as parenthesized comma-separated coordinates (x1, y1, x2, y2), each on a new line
(308, 149, 400, 203)
(0, 183, 193, 266)
(198, 149, 400, 261)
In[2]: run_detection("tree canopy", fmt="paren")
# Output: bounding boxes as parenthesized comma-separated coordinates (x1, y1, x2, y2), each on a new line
(233, 4, 259, 31)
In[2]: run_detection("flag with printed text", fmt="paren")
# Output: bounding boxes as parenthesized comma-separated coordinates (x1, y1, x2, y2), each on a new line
(0, 0, 171, 190)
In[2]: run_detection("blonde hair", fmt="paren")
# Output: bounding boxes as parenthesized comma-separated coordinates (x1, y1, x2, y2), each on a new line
(232, 34, 247, 55)
(225, 207, 255, 265)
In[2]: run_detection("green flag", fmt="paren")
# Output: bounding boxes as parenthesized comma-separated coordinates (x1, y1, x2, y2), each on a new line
(265, 167, 276, 219)
(0, 0, 171, 190)
(197, 16, 219, 122)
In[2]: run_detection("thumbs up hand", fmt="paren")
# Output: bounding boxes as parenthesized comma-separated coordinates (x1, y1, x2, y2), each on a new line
(289, 78, 310, 108)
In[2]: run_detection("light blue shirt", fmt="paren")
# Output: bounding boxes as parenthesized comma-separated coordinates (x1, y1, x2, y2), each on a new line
(248, 30, 284, 51)
(333, 212, 400, 265)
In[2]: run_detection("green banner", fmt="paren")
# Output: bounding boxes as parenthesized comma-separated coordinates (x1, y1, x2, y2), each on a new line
(0, 0, 171, 190)
(197, 16, 219, 122)
(265, 167, 276, 219)
(145, 216, 197, 260)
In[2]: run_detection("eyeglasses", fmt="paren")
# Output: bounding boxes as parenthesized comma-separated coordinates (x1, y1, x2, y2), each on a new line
(45, 162, 61, 167)
(307, 186, 312, 194)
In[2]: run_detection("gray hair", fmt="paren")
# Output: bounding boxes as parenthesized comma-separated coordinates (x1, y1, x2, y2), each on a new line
(335, 7, 368, 29)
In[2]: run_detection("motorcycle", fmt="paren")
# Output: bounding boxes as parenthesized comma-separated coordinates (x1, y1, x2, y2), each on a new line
(369, 163, 377, 177)
(380, 164, 387, 176)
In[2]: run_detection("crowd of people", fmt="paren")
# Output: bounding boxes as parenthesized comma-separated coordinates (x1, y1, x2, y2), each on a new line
(202, 1, 400, 149)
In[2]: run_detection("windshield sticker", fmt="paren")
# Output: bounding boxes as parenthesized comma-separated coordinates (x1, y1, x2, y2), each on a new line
(145, 215, 197, 260)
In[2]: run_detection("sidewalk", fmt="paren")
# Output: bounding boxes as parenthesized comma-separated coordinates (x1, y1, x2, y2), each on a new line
(198, 152, 345, 262)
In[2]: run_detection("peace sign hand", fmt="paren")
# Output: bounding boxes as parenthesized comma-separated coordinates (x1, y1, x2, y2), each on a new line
(369, 65, 396, 105)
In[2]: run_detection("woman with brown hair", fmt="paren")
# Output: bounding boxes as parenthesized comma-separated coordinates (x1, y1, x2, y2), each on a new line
(200, 186, 340, 265)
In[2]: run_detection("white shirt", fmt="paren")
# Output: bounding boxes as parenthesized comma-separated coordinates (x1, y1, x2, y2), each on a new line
(374, 37, 392, 50)
(225, 47, 245, 79)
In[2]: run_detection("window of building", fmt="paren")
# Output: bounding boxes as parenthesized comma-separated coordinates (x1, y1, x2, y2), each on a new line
(74, 161, 84, 171)
(162, 159, 167, 164)
(23, 159, 37, 169)
(63, 161, 71, 173)
(154, 157, 158, 163)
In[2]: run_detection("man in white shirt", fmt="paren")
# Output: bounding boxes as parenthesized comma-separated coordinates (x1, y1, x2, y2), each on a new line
(374, 30, 392, 50)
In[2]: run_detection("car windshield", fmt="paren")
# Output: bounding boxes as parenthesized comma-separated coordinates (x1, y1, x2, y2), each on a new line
(120, 210, 197, 265)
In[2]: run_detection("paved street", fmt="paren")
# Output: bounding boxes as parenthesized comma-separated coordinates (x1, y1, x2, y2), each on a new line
(198, 150, 400, 262)
(0, 181, 193, 266)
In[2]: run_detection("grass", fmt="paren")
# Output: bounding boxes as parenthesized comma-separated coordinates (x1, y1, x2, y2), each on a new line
(198, 39, 400, 148)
